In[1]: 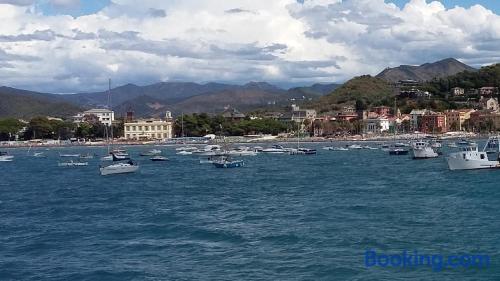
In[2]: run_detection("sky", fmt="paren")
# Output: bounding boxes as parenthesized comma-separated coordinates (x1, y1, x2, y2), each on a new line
(0, 0, 499, 93)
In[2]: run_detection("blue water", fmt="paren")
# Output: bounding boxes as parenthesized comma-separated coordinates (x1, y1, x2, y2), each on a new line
(1, 144, 499, 280)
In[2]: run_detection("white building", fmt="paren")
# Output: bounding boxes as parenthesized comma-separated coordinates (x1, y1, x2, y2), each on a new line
(364, 117, 390, 134)
(451, 87, 465, 96)
(124, 112, 173, 140)
(74, 108, 115, 126)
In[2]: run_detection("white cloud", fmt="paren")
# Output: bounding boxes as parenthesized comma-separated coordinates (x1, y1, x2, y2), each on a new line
(0, 0, 499, 92)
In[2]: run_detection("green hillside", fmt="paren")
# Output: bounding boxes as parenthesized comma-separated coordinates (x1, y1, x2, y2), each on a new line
(313, 75, 394, 112)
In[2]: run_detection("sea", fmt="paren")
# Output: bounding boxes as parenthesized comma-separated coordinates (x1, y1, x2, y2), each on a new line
(1, 142, 499, 280)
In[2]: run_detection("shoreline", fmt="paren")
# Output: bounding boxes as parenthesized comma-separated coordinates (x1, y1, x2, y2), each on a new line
(0, 133, 490, 149)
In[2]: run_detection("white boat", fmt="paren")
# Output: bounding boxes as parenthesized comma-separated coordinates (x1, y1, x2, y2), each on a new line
(348, 144, 363, 149)
(176, 146, 198, 151)
(80, 153, 95, 159)
(412, 141, 439, 159)
(59, 153, 80, 157)
(448, 142, 458, 148)
(100, 161, 139, 175)
(101, 155, 113, 161)
(151, 156, 168, 161)
(227, 146, 258, 156)
(58, 160, 89, 167)
(176, 150, 193, 155)
(446, 137, 500, 170)
(140, 149, 162, 156)
(0, 152, 14, 162)
(261, 144, 289, 154)
(446, 146, 500, 170)
(193, 145, 222, 156)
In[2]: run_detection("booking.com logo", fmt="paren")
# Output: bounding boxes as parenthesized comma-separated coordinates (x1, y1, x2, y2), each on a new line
(365, 250, 490, 272)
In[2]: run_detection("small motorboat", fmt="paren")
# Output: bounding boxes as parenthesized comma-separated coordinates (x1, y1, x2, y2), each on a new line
(212, 156, 244, 168)
(348, 144, 363, 149)
(0, 151, 14, 162)
(176, 150, 193, 155)
(80, 153, 95, 159)
(58, 160, 89, 167)
(59, 153, 80, 158)
(100, 161, 139, 175)
(389, 148, 409, 155)
(289, 148, 317, 155)
(141, 149, 162, 156)
(151, 156, 169, 161)
(412, 141, 439, 159)
(261, 144, 289, 154)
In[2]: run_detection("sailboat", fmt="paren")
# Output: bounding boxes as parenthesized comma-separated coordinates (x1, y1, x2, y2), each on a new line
(289, 112, 316, 155)
(99, 79, 139, 176)
(27, 145, 45, 158)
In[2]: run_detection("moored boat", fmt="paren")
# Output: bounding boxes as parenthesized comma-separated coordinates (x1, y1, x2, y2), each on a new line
(0, 151, 14, 162)
(412, 141, 439, 159)
(151, 155, 168, 161)
(212, 156, 244, 168)
(58, 160, 89, 167)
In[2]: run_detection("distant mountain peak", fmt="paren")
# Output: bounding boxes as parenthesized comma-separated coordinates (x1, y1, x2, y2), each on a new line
(376, 58, 476, 83)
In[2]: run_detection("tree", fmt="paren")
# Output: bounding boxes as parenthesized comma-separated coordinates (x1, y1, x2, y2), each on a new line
(0, 118, 24, 141)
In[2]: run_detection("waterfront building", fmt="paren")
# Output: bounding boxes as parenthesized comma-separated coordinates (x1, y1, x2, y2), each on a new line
(372, 106, 391, 116)
(409, 109, 430, 132)
(124, 112, 173, 140)
(419, 112, 447, 134)
(364, 117, 390, 134)
(480, 87, 499, 96)
(73, 108, 115, 126)
(445, 109, 476, 131)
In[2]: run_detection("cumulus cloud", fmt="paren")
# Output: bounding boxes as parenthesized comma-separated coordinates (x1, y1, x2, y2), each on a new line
(0, 0, 499, 93)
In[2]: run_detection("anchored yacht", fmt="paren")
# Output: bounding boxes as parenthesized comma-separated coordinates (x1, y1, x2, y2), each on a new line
(412, 141, 439, 159)
(446, 137, 500, 170)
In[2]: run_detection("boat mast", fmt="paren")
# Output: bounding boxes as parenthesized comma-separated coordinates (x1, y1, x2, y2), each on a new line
(108, 79, 113, 151)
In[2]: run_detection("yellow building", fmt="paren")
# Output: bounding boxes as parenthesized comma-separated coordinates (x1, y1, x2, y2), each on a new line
(445, 109, 475, 131)
(124, 112, 173, 140)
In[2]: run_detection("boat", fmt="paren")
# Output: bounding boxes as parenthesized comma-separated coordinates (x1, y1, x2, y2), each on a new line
(0, 151, 14, 162)
(100, 161, 139, 175)
(176, 150, 193, 155)
(58, 160, 89, 167)
(27, 146, 45, 158)
(140, 149, 162, 156)
(80, 153, 95, 159)
(59, 153, 80, 158)
(389, 147, 409, 155)
(151, 155, 168, 161)
(176, 146, 198, 151)
(100, 154, 139, 176)
(412, 141, 439, 159)
(485, 137, 499, 154)
(212, 155, 244, 168)
(194, 145, 222, 156)
(289, 148, 317, 155)
(448, 142, 458, 148)
(348, 144, 363, 149)
(227, 146, 258, 156)
(446, 144, 500, 171)
(261, 144, 289, 154)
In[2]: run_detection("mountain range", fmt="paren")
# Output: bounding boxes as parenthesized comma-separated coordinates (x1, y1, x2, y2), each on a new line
(376, 58, 476, 82)
(0, 58, 488, 119)
(0, 81, 339, 118)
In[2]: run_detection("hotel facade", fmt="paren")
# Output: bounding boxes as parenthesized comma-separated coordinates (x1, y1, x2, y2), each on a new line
(124, 112, 173, 140)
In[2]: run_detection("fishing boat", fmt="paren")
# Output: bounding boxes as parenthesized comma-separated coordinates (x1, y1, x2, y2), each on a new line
(446, 146, 500, 171)
(212, 155, 244, 168)
(58, 160, 89, 167)
(412, 141, 439, 159)
(150, 155, 168, 161)
(140, 149, 162, 156)
(0, 151, 14, 162)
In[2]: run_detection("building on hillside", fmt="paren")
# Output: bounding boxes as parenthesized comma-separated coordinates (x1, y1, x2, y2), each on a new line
(445, 109, 476, 131)
(364, 117, 390, 134)
(124, 112, 173, 140)
(221, 107, 246, 120)
(451, 87, 465, 96)
(372, 106, 391, 116)
(73, 108, 115, 126)
(469, 110, 500, 131)
(419, 112, 447, 134)
(480, 87, 499, 96)
(281, 105, 316, 123)
(485, 98, 499, 112)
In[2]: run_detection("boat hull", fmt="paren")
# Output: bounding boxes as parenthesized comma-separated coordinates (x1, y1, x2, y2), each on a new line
(100, 164, 139, 175)
(446, 157, 500, 170)
(412, 148, 439, 159)
(213, 160, 244, 168)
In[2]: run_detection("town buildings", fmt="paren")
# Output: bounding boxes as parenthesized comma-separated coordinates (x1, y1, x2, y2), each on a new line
(124, 112, 173, 140)
(445, 109, 475, 131)
(73, 108, 115, 126)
